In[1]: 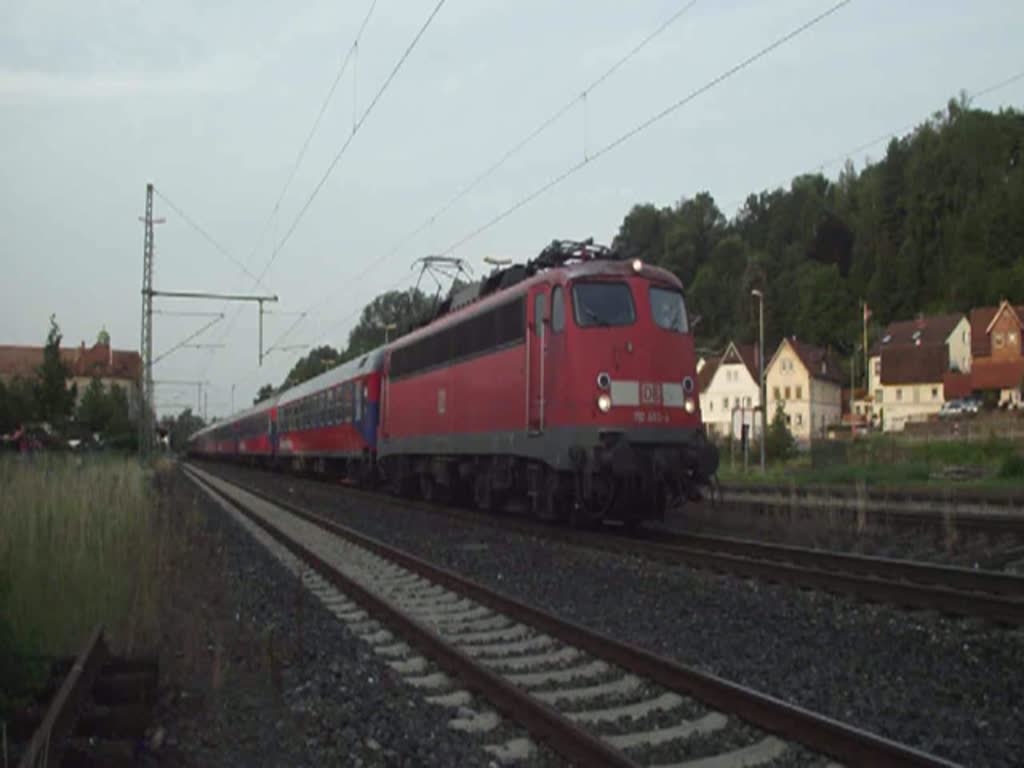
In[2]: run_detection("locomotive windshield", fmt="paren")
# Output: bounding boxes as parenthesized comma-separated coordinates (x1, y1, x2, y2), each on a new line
(650, 286, 688, 333)
(573, 282, 636, 327)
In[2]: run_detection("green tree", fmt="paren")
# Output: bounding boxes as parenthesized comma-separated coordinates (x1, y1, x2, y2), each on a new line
(283, 346, 343, 389)
(33, 315, 76, 425)
(765, 403, 796, 463)
(104, 384, 134, 448)
(254, 384, 275, 404)
(76, 377, 110, 433)
(341, 288, 433, 363)
(165, 408, 205, 453)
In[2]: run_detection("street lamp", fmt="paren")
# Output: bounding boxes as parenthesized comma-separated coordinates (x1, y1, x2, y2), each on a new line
(751, 289, 766, 472)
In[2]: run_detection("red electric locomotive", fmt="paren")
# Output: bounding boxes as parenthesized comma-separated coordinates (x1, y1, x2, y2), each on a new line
(380, 239, 718, 526)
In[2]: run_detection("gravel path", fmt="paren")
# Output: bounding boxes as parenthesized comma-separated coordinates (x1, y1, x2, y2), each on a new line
(161, 468, 501, 767)
(209, 463, 1024, 767)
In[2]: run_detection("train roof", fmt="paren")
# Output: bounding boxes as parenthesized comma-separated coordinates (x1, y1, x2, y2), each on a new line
(276, 346, 385, 406)
(391, 242, 682, 350)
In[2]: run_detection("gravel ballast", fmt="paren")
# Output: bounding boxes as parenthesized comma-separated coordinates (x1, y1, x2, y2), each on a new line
(163, 468, 501, 767)
(208, 463, 1024, 767)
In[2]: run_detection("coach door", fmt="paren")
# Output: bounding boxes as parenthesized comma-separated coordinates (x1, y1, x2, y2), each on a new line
(528, 289, 547, 434)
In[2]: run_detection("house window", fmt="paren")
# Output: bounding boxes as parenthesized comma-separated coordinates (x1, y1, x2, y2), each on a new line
(785, 414, 791, 425)
(873, 360, 880, 376)
(743, 396, 751, 407)
(795, 413, 803, 426)
(734, 397, 740, 408)
(708, 401, 713, 412)
(896, 389, 902, 401)
(784, 386, 791, 399)
(796, 386, 803, 399)
(876, 389, 883, 403)
(773, 387, 781, 400)
(994, 332, 1005, 349)
(931, 387, 939, 400)
(722, 397, 729, 410)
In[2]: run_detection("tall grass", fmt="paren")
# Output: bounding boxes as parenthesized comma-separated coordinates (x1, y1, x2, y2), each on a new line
(0, 455, 162, 660)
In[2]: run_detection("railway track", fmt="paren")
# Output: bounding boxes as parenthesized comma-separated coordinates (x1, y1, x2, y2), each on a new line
(185, 463, 961, 767)
(197, 462, 1024, 626)
(14, 626, 157, 768)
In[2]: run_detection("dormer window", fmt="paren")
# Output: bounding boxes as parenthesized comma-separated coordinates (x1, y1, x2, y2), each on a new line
(994, 332, 1005, 349)
(1010, 331, 1019, 345)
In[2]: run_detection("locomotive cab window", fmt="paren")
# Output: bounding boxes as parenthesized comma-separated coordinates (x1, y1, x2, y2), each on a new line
(551, 286, 565, 333)
(572, 281, 635, 327)
(649, 286, 688, 333)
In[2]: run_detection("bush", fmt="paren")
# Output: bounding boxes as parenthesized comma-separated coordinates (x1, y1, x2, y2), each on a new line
(765, 403, 796, 463)
(998, 453, 1024, 479)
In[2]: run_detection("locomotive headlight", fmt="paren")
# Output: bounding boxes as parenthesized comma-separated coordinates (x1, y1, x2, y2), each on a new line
(684, 397, 696, 414)
(597, 393, 612, 413)
(631, 258, 643, 273)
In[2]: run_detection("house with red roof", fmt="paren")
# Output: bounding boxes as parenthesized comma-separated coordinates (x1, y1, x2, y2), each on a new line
(697, 341, 762, 440)
(867, 313, 971, 431)
(765, 337, 842, 444)
(0, 330, 142, 417)
(964, 300, 1024, 407)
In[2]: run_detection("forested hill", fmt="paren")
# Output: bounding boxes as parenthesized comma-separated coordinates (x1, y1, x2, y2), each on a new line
(612, 98, 1024, 356)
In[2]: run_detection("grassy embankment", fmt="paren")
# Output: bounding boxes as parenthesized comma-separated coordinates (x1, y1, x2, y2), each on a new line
(718, 436, 1024, 489)
(0, 455, 171, 719)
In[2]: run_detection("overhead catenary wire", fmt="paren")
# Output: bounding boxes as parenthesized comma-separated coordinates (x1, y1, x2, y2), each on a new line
(153, 188, 266, 287)
(198, 0, 380, 371)
(256, 0, 449, 284)
(441, 0, 854, 256)
(245, 0, 380, 270)
(721, 66, 1024, 215)
(202, 0, 447, 379)
(262, 0, 703, 351)
(367, 0, 702, 279)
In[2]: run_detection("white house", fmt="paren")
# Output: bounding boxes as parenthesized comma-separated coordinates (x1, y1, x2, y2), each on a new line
(765, 337, 843, 444)
(698, 341, 762, 441)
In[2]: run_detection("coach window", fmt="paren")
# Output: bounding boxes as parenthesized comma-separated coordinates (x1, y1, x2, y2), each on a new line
(573, 282, 635, 327)
(355, 381, 363, 422)
(649, 286, 688, 333)
(551, 286, 565, 333)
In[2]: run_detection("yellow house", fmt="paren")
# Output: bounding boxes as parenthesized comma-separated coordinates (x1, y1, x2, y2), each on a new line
(765, 337, 842, 444)
(867, 314, 970, 431)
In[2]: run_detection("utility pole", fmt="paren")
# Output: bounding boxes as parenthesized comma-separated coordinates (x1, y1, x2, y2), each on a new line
(139, 184, 155, 458)
(751, 289, 766, 472)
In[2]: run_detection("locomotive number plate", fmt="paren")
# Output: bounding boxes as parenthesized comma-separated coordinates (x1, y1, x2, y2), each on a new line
(633, 410, 669, 424)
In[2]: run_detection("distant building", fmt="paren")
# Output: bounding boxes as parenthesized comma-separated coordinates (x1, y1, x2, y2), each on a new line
(964, 300, 1024, 407)
(868, 313, 971, 431)
(765, 337, 842, 444)
(698, 341, 762, 441)
(0, 331, 142, 417)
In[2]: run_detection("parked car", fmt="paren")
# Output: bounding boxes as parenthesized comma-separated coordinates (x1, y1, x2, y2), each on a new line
(961, 396, 982, 414)
(939, 400, 964, 417)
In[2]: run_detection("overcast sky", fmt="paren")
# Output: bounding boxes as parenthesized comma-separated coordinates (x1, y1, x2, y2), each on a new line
(1, 0, 1021, 418)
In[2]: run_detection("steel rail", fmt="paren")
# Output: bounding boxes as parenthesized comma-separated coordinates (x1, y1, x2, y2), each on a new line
(719, 484, 1024, 535)
(185, 467, 638, 767)
(187, 463, 961, 768)
(199, 462, 1024, 624)
(18, 625, 109, 768)
(652, 530, 1024, 597)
